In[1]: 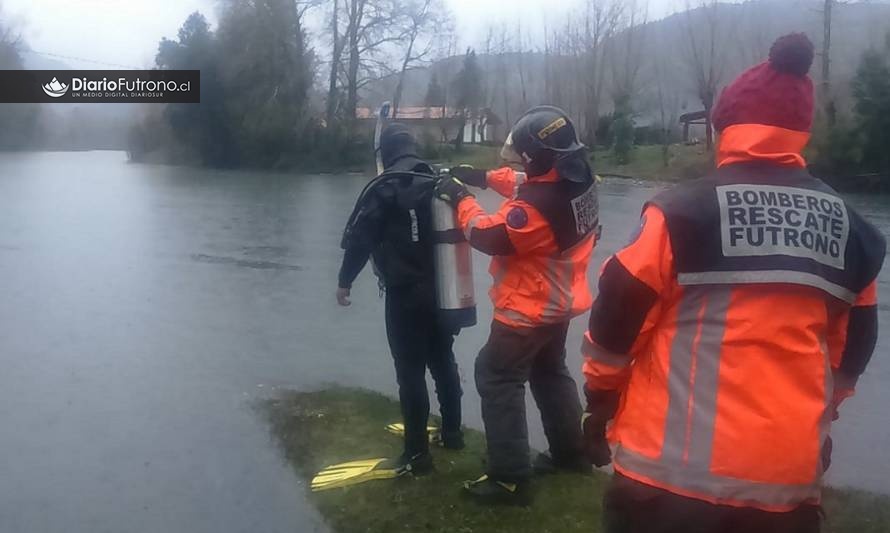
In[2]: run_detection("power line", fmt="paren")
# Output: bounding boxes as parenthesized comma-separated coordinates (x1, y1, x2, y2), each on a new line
(21, 49, 145, 70)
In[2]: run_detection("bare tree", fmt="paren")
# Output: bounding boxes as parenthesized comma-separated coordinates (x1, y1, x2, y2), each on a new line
(819, 0, 836, 125)
(436, 30, 458, 141)
(391, 0, 448, 118)
(325, 0, 344, 128)
(730, 0, 774, 67)
(580, 0, 624, 146)
(514, 21, 529, 110)
(681, 0, 726, 151)
(651, 25, 681, 169)
(341, 0, 403, 137)
(609, 0, 648, 108)
(493, 24, 513, 133)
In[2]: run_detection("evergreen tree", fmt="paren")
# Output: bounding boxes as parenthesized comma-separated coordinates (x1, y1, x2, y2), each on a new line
(611, 94, 635, 165)
(424, 73, 445, 109)
(216, 0, 314, 167)
(156, 12, 234, 167)
(852, 36, 890, 175)
(452, 49, 483, 149)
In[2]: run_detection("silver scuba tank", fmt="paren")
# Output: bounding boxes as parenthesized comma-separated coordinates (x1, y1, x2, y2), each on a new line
(372, 102, 475, 328)
(431, 171, 477, 330)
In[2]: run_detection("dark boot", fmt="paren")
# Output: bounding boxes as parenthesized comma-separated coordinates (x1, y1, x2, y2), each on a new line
(462, 475, 532, 507)
(378, 452, 434, 476)
(532, 452, 592, 476)
(439, 430, 465, 450)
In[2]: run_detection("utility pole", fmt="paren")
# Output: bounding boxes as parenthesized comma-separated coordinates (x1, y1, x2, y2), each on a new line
(821, 0, 836, 126)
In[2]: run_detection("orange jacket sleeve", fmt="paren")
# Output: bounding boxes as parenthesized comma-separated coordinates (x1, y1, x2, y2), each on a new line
(455, 196, 553, 256)
(486, 167, 526, 198)
(583, 205, 675, 392)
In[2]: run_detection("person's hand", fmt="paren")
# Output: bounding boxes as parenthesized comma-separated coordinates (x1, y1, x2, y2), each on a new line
(435, 176, 474, 207)
(336, 287, 352, 307)
(582, 412, 612, 467)
(582, 387, 619, 467)
(450, 165, 488, 189)
(822, 435, 833, 472)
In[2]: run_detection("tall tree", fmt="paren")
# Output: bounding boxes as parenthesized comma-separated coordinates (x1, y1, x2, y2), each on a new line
(325, 0, 344, 128)
(215, 0, 315, 166)
(156, 12, 234, 166)
(681, 0, 726, 151)
(453, 48, 483, 149)
(820, 0, 836, 126)
(342, 0, 403, 137)
(852, 36, 890, 174)
(391, 0, 448, 118)
(424, 73, 445, 108)
(651, 25, 681, 168)
(581, 0, 623, 146)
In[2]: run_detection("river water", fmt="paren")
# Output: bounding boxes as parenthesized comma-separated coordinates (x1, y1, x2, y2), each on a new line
(0, 151, 887, 532)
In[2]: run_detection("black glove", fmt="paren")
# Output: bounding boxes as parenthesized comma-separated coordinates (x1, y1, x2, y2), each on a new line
(583, 387, 620, 467)
(582, 413, 612, 467)
(435, 176, 474, 206)
(822, 435, 833, 473)
(450, 165, 488, 189)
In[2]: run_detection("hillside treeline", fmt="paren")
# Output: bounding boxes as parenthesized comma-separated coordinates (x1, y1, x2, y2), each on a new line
(0, 0, 878, 183)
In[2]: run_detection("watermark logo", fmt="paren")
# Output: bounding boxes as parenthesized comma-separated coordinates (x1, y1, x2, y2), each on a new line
(42, 77, 69, 98)
(1, 70, 200, 103)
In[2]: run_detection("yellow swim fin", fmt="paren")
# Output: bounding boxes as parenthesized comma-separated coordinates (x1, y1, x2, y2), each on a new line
(384, 422, 440, 443)
(310, 458, 404, 492)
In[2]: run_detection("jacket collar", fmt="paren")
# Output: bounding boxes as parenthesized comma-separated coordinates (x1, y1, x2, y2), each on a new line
(717, 124, 810, 169)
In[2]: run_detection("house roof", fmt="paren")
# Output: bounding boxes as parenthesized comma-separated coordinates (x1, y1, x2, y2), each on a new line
(679, 110, 709, 123)
(355, 106, 454, 120)
(355, 106, 504, 124)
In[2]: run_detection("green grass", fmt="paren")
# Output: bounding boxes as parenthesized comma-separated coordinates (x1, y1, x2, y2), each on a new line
(425, 143, 715, 182)
(261, 387, 890, 533)
(429, 144, 504, 170)
(593, 144, 715, 182)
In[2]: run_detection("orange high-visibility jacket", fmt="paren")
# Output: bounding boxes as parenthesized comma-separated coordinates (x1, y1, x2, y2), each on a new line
(456, 167, 599, 328)
(582, 124, 885, 512)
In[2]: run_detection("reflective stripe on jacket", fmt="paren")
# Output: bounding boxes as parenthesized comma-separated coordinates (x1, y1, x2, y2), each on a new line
(582, 124, 885, 511)
(456, 167, 598, 328)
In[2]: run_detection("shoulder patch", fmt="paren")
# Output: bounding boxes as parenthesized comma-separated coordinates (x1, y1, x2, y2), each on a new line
(507, 206, 529, 229)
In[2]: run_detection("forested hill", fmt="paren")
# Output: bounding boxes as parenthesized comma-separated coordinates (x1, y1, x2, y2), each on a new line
(362, 0, 890, 125)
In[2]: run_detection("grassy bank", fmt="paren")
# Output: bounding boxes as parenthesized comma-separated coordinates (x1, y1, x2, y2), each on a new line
(593, 144, 714, 182)
(262, 388, 890, 533)
(431, 144, 714, 182)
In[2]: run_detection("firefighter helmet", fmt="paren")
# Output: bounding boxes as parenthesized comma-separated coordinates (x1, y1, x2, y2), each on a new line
(500, 106, 590, 182)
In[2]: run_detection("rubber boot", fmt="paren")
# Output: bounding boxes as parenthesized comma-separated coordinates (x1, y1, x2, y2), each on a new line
(532, 452, 593, 476)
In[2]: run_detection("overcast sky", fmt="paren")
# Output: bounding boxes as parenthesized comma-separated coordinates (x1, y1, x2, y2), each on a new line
(4, 0, 682, 69)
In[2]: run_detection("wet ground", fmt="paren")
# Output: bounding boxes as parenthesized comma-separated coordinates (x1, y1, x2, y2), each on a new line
(0, 151, 887, 532)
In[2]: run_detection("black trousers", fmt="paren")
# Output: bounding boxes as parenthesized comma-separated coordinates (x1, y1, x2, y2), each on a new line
(384, 284, 462, 457)
(475, 320, 585, 482)
(604, 473, 821, 533)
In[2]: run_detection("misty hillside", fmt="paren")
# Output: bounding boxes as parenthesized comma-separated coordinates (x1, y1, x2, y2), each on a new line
(362, 0, 890, 127)
(18, 49, 136, 150)
(19, 49, 70, 71)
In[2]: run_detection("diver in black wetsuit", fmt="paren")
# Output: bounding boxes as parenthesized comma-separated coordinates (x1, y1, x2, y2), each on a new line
(336, 124, 464, 472)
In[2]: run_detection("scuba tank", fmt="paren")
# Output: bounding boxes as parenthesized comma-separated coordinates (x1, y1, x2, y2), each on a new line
(343, 167, 477, 330)
(343, 102, 476, 329)
(431, 173, 477, 330)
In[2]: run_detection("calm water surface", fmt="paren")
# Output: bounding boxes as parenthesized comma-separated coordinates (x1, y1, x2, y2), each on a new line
(0, 151, 887, 532)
